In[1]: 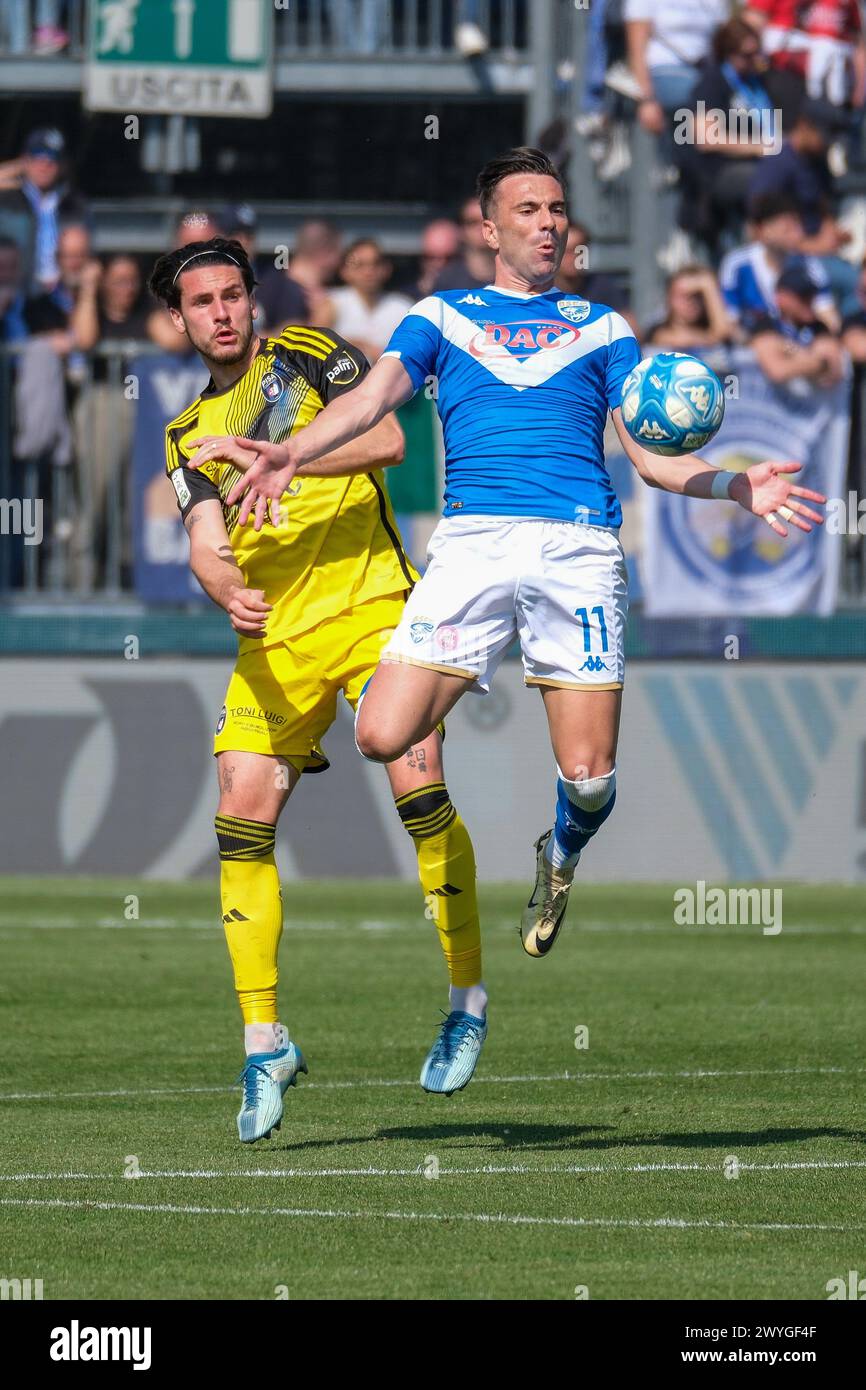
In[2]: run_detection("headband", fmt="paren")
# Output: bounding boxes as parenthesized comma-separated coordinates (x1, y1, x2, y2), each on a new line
(172, 251, 241, 285)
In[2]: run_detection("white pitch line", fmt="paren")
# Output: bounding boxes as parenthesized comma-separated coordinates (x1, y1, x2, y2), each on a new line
(1, 915, 864, 936)
(0, 1064, 863, 1103)
(3, 1159, 866, 1182)
(1, 1196, 862, 1235)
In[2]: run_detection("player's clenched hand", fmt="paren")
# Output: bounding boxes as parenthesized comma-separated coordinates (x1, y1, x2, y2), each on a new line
(730, 462, 826, 538)
(226, 586, 271, 638)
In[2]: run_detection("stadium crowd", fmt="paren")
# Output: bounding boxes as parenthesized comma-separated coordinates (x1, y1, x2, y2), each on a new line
(1, 2, 865, 591)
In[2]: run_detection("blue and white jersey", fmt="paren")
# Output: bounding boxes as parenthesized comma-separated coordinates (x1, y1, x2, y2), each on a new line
(382, 285, 640, 529)
(719, 243, 834, 324)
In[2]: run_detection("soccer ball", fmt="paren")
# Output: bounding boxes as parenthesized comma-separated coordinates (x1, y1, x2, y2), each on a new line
(620, 352, 725, 456)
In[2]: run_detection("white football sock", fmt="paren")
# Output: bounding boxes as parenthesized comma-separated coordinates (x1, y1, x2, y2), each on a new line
(245, 1021, 287, 1056)
(450, 981, 488, 1019)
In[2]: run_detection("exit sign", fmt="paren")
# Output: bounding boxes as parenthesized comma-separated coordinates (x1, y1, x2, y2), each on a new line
(85, 0, 274, 118)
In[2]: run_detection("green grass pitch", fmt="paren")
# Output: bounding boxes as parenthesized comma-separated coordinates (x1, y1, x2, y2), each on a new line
(0, 877, 863, 1301)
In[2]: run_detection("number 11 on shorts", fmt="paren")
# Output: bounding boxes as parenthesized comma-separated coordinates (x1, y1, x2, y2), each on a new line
(575, 605, 609, 653)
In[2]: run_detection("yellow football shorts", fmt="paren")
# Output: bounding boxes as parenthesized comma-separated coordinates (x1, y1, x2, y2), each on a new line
(213, 589, 408, 773)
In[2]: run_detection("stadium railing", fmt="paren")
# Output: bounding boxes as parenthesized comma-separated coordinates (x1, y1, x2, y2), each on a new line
(1, 339, 866, 613)
(0, 0, 530, 62)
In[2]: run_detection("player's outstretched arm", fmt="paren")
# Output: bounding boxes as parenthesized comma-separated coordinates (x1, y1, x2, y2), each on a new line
(187, 356, 414, 530)
(184, 499, 271, 638)
(611, 407, 825, 538)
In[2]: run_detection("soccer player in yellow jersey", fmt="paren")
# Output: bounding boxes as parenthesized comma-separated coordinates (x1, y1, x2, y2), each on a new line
(147, 238, 487, 1141)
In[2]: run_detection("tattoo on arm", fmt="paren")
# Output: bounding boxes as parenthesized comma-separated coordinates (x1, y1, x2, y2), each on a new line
(221, 764, 234, 793)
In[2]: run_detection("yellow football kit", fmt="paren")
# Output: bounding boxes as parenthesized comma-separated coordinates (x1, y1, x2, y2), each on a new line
(165, 323, 481, 1038)
(165, 325, 418, 771)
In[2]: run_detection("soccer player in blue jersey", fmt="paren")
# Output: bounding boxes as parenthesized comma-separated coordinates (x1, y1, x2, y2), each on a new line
(190, 147, 825, 1091)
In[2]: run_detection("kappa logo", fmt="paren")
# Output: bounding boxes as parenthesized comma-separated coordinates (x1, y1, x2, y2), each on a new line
(580, 656, 610, 673)
(638, 419, 673, 441)
(410, 620, 434, 645)
(457, 293, 487, 306)
(557, 297, 591, 324)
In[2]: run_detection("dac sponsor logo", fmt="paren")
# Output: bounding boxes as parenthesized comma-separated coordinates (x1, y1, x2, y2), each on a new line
(467, 320, 578, 361)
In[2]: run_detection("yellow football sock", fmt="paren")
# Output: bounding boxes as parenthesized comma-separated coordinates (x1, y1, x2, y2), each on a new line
(395, 783, 482, 987)
(215, 814, 282, 1025)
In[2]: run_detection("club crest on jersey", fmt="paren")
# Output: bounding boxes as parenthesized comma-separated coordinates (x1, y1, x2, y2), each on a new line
(410, 619, 434, 645)
(261, 371, 284, 402)
(557, 297, 591, 324)
(215, 705, 227, 734)
(468, 320, 578, 361)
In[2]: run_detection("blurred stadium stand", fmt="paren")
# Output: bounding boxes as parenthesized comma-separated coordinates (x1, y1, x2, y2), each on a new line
(1, 0, 866, 641)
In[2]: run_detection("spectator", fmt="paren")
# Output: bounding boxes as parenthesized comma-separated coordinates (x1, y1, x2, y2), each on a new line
(748, 262, 846, 385)
(433, 196, 495, 291)
(0, 0, 67, 55)
(222, 202, 308, 332)
(644, 265, 739, 348)
(402, 219, 461, 301)
(556, 221, 629, 310)
(677, 17, 780, 248)
(288, 218, 343, 325)
(328, 238, 412, 362)
(0, 127, 87, 294)
(0, 235, 29, 342)
(325, 0, 387, 54)
(455, 1, 489, 57)
(70, 255, 149, 591)
(747, 98, 852, 255)
(841, 256, 866, 361)
(0, 227, 87, 351)
(0, 222, 90, 362)
(743, 0, 866, 108)
(720, 193, 840, 332)
(71, 253, 150, 353)
(624, 0, 733, 136)
(174, 208, 222, 248)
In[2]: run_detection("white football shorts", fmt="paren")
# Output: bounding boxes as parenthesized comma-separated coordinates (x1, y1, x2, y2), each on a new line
(382, 515, 628, 691)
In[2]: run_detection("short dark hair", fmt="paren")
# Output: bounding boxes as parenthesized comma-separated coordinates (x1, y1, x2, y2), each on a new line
(341, 237, 383, 266)
(476, 146, 566, 219)
(747, 192, 802, 225)
(147, 237, 256, 311)
(712, 16, 761, 63)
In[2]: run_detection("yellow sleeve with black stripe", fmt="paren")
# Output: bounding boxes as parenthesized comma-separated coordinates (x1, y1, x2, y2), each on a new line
(270, 326, 370, 404)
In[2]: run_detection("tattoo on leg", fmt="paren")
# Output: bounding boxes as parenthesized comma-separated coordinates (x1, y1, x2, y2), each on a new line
(405, 746, 427, 772)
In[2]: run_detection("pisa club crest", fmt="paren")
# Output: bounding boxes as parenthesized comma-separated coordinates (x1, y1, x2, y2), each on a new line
(261, 371, 284, 402)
